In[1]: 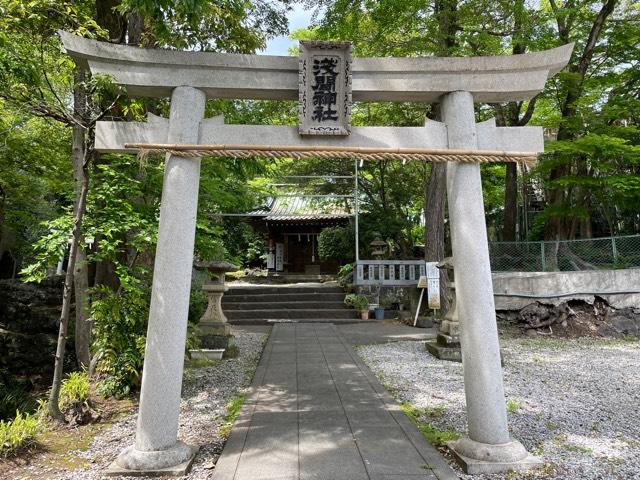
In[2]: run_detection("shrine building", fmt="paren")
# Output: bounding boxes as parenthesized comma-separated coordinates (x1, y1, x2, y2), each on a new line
(245, 195, 352, 276)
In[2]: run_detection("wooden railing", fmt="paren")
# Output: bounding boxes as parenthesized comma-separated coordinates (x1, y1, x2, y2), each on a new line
(355, 260, 426, 286)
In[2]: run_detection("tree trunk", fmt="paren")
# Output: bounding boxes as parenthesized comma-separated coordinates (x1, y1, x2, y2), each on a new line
(127, 12, 145, 45)
(503, 163, 518, 241)
(96, 0, 127, 42)
(500, 1, 527, 241)
(425, 161, 451, 314)
(74, 246, 91, 369)
(0, 184, 5, 255)
(71, 70, 92, 370)
(423, 0, 458, 316)
(545, 0, 618, 241)
(48, 70, 91, 420)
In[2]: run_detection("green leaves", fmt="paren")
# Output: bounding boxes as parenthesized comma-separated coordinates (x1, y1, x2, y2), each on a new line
(91, 285, 148, 398)
(19, 214, 74, 283)
(118, 0, 291, 51)
(0, 410, 41, 457)
(318, 225, 354, 262)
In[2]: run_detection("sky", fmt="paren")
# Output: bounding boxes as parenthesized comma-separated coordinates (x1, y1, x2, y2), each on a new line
(261, 3, 314, 56)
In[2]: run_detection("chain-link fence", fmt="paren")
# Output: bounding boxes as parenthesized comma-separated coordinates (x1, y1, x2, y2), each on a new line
(489, 235, 640, 272)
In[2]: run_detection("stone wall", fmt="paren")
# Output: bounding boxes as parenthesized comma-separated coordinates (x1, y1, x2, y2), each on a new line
(493, 268, 640, 310)
(0, 276, 73, 391)
(355, 268, 640, 324)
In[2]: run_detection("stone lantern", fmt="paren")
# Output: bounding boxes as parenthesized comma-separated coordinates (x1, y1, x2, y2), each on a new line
(369, 234, 387, 260)
(194, 260, 239, 350)
(425, 257, 462, 362)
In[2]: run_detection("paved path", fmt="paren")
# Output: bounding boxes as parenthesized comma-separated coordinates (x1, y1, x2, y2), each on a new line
(213, 323, 457, 480)
(336, 322, 435, 345)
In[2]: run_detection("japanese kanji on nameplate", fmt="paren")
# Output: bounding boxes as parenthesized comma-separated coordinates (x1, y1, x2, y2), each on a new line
(299, 41, 352, 136)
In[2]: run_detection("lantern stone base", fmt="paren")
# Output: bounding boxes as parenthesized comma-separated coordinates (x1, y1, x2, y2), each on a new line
(198, 281, 232, 349)
(200, 332, 231, 350)
(426, 333, 505, 365)
(425, 333, 462, 362)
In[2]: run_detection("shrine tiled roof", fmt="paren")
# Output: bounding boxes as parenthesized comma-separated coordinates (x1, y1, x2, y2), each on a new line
(250, 196, 352, 222)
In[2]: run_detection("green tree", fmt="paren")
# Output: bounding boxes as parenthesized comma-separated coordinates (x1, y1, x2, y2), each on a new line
(1, 0, 292, 417)
(539, 1, 638, 243)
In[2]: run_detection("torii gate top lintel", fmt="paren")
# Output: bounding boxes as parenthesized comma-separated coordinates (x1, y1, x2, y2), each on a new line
(59, 31, 573, 103)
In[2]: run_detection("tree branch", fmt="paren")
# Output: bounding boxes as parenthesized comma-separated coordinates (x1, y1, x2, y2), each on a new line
(518, 94, 539, 126)
(576, 0, 618, 81)
(40, 37, 71, 120)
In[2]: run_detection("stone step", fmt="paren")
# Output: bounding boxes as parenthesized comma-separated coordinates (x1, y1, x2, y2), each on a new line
(222, 282, 354, 325)
(223, 300, 347, 311)
(226, 308, 357, 320)
(228, 317, 379, 325)
(223, 292, 346, 303)
(225, 285, 344, 296)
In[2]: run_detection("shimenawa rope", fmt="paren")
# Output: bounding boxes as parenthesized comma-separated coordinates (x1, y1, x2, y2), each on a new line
(125, 143, 537, 166)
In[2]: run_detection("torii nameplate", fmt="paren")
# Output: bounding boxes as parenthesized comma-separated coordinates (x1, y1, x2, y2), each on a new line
(299, 41, 352, 136)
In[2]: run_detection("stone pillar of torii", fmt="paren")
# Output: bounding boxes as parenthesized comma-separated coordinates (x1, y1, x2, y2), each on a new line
(60, 31, 572, 476)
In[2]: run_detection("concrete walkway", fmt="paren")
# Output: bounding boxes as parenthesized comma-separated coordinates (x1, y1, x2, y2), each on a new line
(213, 323, 457, 480)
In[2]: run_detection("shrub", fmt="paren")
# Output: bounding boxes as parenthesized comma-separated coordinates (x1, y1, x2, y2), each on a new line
(380, 293, 397, 309)
(337, 263, 353, 278)
(59, 371, 90, 409)
(0, 381, 37, 421)
(186, 285, 207, 352)
(91, 286, 148, 398)
(188, 286, 207, 325)
(318, 225, 354, 262)
(344, 293, 369, 311)
(337, 263, 354, 288)
(224, 344, 240, 359)
(0, 410, 40, 457)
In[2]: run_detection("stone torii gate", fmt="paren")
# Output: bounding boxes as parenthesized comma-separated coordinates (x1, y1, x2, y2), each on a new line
(60, 31, 572, 476)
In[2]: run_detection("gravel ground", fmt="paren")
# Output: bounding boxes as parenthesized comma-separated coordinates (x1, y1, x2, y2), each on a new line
(358, 334, 640, 480)
(62, 329, 267, 480)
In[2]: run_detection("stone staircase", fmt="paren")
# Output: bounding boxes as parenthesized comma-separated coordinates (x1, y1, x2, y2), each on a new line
(223, 283, 370, 325)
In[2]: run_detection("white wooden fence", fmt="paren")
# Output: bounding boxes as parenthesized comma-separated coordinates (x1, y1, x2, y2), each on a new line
(355, 260, 426, 286)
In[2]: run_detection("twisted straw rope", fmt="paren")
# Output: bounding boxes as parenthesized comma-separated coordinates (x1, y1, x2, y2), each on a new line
(128, 144, 537, 166)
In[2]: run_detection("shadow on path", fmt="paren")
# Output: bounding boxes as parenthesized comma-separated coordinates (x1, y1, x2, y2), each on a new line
(213, 323, 457, 480)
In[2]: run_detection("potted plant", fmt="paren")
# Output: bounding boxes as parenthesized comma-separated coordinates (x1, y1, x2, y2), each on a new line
(344, 293, 370, 320)
(374, 293, 395, 320)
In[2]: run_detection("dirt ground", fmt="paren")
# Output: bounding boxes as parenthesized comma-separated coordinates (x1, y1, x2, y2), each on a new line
(0, 396, 136, 480)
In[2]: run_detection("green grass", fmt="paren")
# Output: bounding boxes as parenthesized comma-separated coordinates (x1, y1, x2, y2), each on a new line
(382, 382, 398, 396)
(423, 404, 446, 418)
(506, 397, 521, 414)
(546, 420, 560, 430)
(0, 410, 41, 457)
(563, 443, 593, 455)
(224, 344, 240, 359)
(219, 394, 246, 439)
(400, 403, 459, 447)
(184, 358, 220, 370)
(600, 336, 640, 347)
(530, 442, 545, 456)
